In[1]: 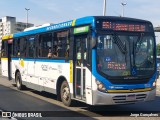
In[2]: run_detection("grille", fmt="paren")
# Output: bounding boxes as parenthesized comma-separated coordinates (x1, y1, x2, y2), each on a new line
(112, 94, 147, 104)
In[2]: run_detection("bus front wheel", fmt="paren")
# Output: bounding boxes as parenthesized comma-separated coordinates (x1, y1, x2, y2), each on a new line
(60, 81, 72, 106)
(15, 72, 25, 90)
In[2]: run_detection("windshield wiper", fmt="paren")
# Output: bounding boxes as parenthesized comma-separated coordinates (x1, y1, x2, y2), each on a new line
(113, 34, 128, 65)
(132, 40, 136, 67)
(135, 33, 144, 53)
(133, 33, 144, 67)
(113, 34, 127, 54)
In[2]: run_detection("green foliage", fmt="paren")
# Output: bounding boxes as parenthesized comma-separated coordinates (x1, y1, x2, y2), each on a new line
(156, 44, 160, 55)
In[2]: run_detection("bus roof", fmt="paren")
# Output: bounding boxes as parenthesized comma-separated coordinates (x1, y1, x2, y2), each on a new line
(95, 16, 151, 23)
(2, 16, 152, 40)
(13, 16, 95, 38)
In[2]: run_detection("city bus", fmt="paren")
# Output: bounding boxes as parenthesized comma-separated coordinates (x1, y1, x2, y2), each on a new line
(1, 16, 157, 106)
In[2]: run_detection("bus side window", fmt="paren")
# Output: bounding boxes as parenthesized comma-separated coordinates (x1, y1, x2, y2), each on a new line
(1, 40, 8, 57)
(54, 30, 69, 58)
(17, 38, 20, 57)
(27, 36, 35, 58)
(65, 46, 69, 57)
(17, 50, 20, 56)
(12, 38, 17, 57)
(53, 46, 58, 57)
(12, 38, 20, 57)
(39, 33, 52, 58)
(20, 37, 27, 57)
(38, 37, 42, 57)
(1, 49, 4, 57)
(47, 47, 52, 58)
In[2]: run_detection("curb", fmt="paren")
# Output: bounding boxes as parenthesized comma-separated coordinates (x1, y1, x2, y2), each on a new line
(156, 86, 160, 91)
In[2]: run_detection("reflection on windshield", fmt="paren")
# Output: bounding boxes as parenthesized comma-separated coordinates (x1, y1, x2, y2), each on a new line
(135, 36, 154, 70)
(97, 34, 130, 76)
(97, 34, 155, 77)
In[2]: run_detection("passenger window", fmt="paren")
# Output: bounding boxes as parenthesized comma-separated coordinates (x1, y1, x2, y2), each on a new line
(54, 30, 70, 58)
(12, 38, 20, 57)
(28, 36, 35, 58)
(20, 38, 27, 57)
(1, 40, 7, 57)
(39, 33, 52, 58)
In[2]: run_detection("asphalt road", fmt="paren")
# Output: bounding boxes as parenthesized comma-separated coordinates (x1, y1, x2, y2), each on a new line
(0, 84, 95, 120)
(0, 68, 95, 119)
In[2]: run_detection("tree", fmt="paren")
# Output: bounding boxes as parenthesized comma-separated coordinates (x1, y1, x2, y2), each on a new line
(156, 44, 160, 56)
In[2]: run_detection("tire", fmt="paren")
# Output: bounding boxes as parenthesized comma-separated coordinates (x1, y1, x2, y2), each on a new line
(60, 81, 72, 106)
(15, 72, 25, 90)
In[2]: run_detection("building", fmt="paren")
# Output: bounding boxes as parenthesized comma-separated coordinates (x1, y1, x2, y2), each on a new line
(16, 22, 34, 33)
(0, 16, 34, 37)
(155, 26, 160, 32)
(0, 16, 34, 54)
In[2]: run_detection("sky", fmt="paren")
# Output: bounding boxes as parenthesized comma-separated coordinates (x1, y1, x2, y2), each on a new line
(0, 0, 160, 42)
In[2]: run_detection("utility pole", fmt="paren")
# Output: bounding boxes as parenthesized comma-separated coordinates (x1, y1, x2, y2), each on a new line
(121, 2, 127, 17)
(103, 0, 106, 16)
(25, 8, 30, 28)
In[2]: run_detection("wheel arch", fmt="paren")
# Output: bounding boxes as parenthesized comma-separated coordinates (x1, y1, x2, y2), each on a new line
(56, 75, 68, 101)
(15, 69, 20, 81)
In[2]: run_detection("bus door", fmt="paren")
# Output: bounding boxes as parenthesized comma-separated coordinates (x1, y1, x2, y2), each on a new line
(7, 39, 13, 80)
(74, 35, 87, 100)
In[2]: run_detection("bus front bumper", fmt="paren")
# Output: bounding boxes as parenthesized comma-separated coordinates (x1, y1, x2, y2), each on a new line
(92, 88, 156, 105)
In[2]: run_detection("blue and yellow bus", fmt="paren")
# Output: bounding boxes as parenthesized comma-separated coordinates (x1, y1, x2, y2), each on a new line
(1, 16, 157, 106)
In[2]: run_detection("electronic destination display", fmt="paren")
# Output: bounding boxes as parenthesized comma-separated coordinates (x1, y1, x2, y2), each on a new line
(96, 19, 153, 32)
(102, 21, 145, 32)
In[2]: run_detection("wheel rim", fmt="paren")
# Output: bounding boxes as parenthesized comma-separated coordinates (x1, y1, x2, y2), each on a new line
(62, 86, 70, 102)
(16, 75, 20, 88)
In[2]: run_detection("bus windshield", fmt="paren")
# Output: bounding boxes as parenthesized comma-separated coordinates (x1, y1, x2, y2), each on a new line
(96, 33, 155, 77)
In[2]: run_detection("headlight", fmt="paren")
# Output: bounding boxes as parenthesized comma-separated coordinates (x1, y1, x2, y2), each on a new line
(152, 81, 156, 88)
(151, 81, 157, 90)
(96, 80, 107, 93)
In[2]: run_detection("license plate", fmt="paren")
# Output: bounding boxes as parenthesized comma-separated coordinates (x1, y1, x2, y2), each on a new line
(126, 94, 136, 101)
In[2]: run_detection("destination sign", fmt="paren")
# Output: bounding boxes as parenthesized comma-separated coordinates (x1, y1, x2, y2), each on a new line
(102, 21, 145, 32)
(96, 20, 153, 32)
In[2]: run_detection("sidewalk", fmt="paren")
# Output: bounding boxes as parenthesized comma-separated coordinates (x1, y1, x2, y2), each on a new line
(157, 78, 160, 91)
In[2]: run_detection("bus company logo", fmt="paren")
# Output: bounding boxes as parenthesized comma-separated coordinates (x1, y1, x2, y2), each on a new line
(109, 86, 124, 89)
(2, 112, 11, 117)
(109, 86, 114, 89)
(41, 65, 57, 71)
(46, 21, 72, 31)
(129, 89, 134, 92)
(145, 84, 151, 88)
(41, 64, 48, 71)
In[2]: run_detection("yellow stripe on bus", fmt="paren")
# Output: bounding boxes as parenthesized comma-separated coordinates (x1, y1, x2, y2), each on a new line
(107, 88, 151, 93)
(2, 34, 13, 40)
(70, 60, 73, 83)
(1, 58, 8, 60)
(72, 20, 76, 26)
